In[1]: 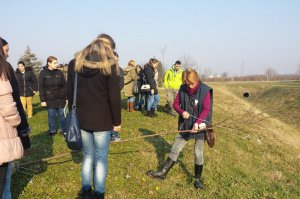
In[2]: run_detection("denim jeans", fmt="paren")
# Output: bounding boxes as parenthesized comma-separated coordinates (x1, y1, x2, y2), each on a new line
(81, 130, 110, 194)
(2, 162, 11, 199)
(127, 96, 135, 103)
(147, 94, 160, 111)
(169, 134, 204, 165)
(47, 108, 65, 133)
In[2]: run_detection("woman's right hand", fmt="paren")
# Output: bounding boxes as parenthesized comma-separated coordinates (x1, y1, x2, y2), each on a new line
(182, 111, 190, 119)
(41, 102, 47, 107)
(113, 125, 121, 132)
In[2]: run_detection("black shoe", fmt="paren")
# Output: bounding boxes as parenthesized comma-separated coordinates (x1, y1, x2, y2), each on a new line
(147, 157, 175, 180)
(94, 192, 105, 199)
(48, 131, 56, 136)
(81, 188, 92, 199)
(194, 178, 205, 189)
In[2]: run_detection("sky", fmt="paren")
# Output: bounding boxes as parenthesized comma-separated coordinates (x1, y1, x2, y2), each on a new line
(1, 0, 300, 76)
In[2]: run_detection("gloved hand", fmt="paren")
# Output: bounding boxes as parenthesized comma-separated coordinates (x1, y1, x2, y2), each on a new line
(199, 123, 206, 130)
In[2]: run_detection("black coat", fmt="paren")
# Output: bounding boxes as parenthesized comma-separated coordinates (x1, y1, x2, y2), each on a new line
(67, 58, 121, 132)
(39, 66, 66, 109)
(144, 64, 158, 94)
(15, 67, 38, 97)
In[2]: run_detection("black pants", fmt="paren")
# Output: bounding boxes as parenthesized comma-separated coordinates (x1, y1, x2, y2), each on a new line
(0, 163, 8, 197)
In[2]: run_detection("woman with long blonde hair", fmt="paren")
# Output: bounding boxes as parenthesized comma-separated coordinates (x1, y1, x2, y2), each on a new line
(67, 34, 121, 199)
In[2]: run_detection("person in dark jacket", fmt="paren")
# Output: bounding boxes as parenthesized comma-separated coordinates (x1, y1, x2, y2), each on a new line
(15, 61, 38, 118)
(39, 56, 66, 135)
(133, 64, 143, 110)
(144, 58, 160, 117)
(67, 34, 121, 199)
(1, 37, 30, 199)
(147, 69, 213, 189)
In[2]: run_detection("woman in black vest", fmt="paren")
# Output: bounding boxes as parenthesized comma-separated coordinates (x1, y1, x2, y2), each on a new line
(39, 56, 66, 135)
(147, 69, 213, 189)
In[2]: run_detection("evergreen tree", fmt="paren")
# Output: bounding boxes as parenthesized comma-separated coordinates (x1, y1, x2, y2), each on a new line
(19, 46, 43, 78)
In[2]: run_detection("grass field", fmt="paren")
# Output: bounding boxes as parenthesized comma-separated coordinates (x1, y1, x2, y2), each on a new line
(11, 81, 300, 199)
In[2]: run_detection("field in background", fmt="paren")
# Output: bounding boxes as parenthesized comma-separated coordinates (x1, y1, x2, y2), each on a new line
(11, 82, 300, 199)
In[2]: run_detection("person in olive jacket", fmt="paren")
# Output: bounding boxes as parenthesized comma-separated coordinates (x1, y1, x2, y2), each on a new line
(39, 56, 66, 135)
(15, 61, 38, 118)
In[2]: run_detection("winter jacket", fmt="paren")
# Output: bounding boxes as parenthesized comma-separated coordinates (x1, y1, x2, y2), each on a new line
(164, 65, 183, 89)
(39, 66, 66, 109)
(67, 56, 121, 132)
(15, 67, 38, 97)
(0, 75, 24, 165)
(144, 63, 158, 94)
(123, 66, 139, 97)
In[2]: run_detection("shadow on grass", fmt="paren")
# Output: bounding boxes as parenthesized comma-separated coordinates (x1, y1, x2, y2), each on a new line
(32, 102, 46, 116)
(139, 128, 193, 181)
(11, 131, 54, 199)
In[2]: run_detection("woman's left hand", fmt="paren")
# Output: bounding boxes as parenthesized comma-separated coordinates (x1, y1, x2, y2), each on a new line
(113, 125, 121, 132)
(192, 123, 199, 133)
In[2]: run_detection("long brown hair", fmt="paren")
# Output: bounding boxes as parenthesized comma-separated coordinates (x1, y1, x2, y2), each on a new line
(0, 37, 10, 80)
(75, 34, 119, 76)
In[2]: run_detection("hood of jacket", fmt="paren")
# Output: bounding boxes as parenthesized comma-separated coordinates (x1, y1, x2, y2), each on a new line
(78, 52, 118, 77)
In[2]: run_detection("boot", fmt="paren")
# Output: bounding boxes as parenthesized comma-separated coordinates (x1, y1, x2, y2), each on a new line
(81, 188, 92, 199)
(146, 109, 153, 117)
(129, 102, 135, 112)
(151, 107, 157, 117)
(94, 192, 105, 199)
(147, 157, 175, 180)
(127, 102, 130, 112)
(194, 164, 205, 189)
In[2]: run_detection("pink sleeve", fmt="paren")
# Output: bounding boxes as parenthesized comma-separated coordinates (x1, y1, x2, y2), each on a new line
(196, 92, 211, 124)
(172, 91, 184, 115)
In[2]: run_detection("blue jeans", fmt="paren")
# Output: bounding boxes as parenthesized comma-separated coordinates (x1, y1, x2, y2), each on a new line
(81, 130, 110, 194)
(147, 94, 160, 111)
(2, 162, 11, 199)
(47, 108, 65, 133)
(127, 96, 135, 103)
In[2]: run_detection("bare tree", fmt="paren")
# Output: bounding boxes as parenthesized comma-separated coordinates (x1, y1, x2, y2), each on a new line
(221, 71, 228, 78)
(159, 45, 167, 70)
(180, 54, 198, 70)
(202, 67, 213, 80)
(265, 67, 278, 82)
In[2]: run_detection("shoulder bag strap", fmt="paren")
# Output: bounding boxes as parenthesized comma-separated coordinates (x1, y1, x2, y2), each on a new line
(72, 72, 78, 109)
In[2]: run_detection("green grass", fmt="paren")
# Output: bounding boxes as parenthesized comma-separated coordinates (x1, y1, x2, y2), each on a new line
(11, 83, 300, 199)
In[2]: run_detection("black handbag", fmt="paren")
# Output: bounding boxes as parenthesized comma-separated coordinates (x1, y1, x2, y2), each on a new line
(140, 75, 151, 93)
(64, 73, 82, 150)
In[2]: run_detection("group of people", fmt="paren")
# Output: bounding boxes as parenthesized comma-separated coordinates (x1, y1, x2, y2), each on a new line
(0, 34, 213, 199)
